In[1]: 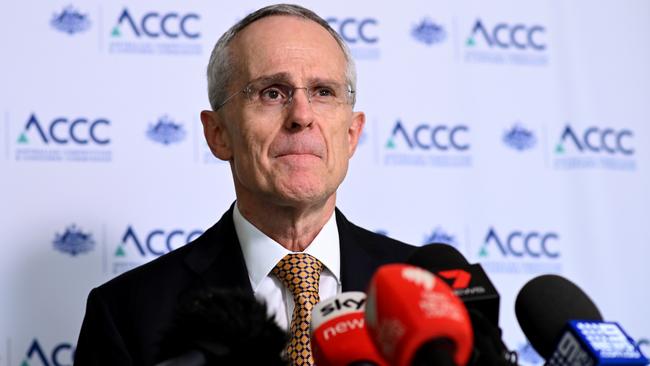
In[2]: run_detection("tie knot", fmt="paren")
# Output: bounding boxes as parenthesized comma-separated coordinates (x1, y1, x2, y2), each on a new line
(272, 253, 324, 297)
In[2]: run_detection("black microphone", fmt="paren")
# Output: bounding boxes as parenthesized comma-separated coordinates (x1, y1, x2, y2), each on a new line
(156, 288, 288, 366)
(407, 243, 518, 366)
(516, 274, 648, 365)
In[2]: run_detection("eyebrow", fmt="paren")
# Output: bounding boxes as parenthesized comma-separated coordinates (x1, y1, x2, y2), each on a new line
(250, 72, 343, 86)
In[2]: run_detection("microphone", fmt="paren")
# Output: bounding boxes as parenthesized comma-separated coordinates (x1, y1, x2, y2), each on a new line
(155, 288, 288, 366)
(407, 243, 518, 366)
(364, 263, 473, 366)
(407, 243, 499, 326)
(310, 292, 387, 366)
(516, 274, 649, 365)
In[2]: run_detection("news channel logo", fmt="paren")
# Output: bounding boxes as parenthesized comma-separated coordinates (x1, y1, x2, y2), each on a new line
(13, 113, 112, 162)
(146, 115, 187, 145)
(476, 227, 562, 274)
(552, 124, 636, 171)
(108, 7, 202, 55)
(110, 225, 203, 274)
(463, 18, 548, 66)
(381, 119, 472, 168)
(50, 5, 91, 35)
(53, 224, 95, 256)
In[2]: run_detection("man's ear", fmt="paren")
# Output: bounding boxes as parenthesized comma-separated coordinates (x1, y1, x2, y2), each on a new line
(200, 110, 233, 161)
(347, 111, 366, 158)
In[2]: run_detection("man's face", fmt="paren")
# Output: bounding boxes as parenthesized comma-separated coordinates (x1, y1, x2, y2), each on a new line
(202, 16, 365, 209)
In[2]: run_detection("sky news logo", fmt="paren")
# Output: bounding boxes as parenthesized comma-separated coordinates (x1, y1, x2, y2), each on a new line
(464, 18, 548, 66)
(12, 113, 112, 162)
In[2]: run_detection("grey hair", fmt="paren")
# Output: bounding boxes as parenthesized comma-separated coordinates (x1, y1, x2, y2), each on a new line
(206, 3, 357, 111)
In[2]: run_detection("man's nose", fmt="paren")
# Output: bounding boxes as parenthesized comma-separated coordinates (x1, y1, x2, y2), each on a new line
(284, 87, 314, 130)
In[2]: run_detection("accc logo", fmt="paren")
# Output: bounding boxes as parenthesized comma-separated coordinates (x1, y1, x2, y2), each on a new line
(557, 125, 634, 155)
(467, 19, 546, 50)
(482, 227, 560, 258)
(17, 113, 110, 145)
(112, 8, 200, 39)
(23, 338, 74, 366)
(117, 226, 203, 257)
(387, 120, 470, 151)
(326, 17, 378, 44)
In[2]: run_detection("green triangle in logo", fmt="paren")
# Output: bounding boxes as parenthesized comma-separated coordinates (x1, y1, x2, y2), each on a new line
(385, 138, 395, 149)
(115, 246, 126, 257)
(466, 37, 475, 47)
(478, 247, 488, 258)
(17, 133, 28, 144)
(555, 143, 565, 154)
(111, 26, 121, 37)
(21, 360, 29, 366)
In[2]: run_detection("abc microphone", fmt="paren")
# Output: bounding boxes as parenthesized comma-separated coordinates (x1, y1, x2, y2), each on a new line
(365, 263, 473, 366)
(516, 274, 649, 366)
(310, 292, 387, 366)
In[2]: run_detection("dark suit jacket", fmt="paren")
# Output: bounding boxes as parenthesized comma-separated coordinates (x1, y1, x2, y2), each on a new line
(74, 207, 414, 365)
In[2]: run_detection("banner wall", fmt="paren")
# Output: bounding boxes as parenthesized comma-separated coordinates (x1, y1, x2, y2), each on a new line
(1, 1, 648, 364)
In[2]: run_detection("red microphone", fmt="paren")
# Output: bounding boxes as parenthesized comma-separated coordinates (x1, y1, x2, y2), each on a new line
(365, 264, 474, 366)
(311, 292, 388, 366)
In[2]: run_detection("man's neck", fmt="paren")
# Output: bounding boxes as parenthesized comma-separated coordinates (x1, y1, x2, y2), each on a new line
(235, 195, 336, 252)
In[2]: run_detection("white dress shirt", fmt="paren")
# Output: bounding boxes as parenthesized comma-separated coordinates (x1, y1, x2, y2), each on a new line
(233, 203, 341, 331)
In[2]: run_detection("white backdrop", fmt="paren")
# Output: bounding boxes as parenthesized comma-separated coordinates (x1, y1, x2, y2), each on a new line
(1, 0, 649, 365)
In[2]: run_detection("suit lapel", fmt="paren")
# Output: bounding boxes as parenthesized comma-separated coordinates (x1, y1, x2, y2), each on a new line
(336, 209, 381, 292)
(183, 205, 253, 295)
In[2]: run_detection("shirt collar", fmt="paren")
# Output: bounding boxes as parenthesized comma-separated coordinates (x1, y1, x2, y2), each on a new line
(233, 203, 340, 292)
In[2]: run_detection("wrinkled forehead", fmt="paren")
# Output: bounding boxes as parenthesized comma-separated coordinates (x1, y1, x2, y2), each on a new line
(228, 15, 348, 86)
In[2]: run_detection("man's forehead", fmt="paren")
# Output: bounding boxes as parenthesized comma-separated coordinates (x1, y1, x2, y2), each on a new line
(230, 15, 347, 82)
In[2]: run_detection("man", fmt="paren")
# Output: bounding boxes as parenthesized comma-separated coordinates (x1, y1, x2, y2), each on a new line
(74, 4, 414, 365)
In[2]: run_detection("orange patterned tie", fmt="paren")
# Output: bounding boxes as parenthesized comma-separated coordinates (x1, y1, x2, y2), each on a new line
(272, 253, 324, 365)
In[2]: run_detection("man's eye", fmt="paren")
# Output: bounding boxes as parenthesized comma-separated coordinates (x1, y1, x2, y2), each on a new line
(261, 88, 284, 100)
(314, 87, 335, 97)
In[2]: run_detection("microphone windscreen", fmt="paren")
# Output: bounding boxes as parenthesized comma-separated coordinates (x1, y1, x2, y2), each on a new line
(407, 243, 469, 271)
(157, 288, 288, 365)
(515, 274, 603, 359)
(311, 292, 387, 366)
(365, 264, 473, 366)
